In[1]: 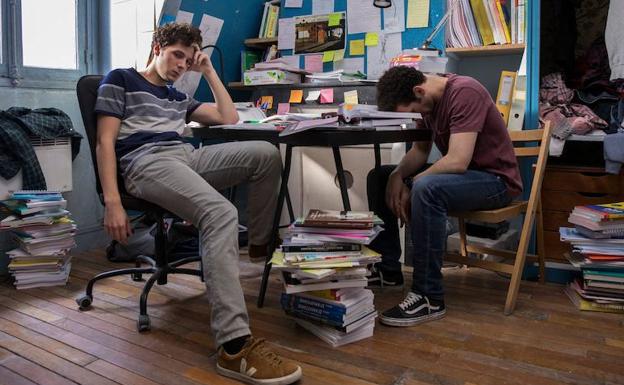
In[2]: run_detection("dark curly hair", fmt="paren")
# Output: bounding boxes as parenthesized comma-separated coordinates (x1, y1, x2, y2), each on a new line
(152, 22, 202, 49)
(377, 66, 426, 111)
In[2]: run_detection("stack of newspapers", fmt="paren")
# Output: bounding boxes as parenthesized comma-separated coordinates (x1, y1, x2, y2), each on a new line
(1, 191, 76, 289)
(272, 209, 382, 347)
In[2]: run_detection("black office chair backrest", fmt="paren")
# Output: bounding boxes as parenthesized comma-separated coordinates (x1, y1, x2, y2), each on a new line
(76, 75, 104, 195)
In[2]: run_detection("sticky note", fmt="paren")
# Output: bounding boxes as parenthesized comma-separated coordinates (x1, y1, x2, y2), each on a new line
(277, 103, 290, 115)
(328, 12, 342, 27)
(333, 49, 345, 62)
(322, 50, 335, 62)
(306, 90, 321, 102)
(305, 54, 323, 73)
(365, 32, 379, 46)
(289, 89, 303, 103)
(320, 88, 334, 104)
(261, 96, 273, 109)
(349, 39, 365, 56)
(344, 90, 358, 105)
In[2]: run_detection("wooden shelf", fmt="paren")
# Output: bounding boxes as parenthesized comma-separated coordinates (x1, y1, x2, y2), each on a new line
(244, 37, 278, 49)
(228, 81, 377, 91)
(446, 44, 526, 58)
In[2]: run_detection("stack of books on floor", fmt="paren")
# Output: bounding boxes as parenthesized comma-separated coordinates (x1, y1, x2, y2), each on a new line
(0, 191, 76, 289)
(271, 209, 383, 347)
(560, 202, 624, 313)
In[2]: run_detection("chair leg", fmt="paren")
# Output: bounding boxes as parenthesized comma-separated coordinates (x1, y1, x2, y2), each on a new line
(137, 271, 161, 332)
(76, 266, 156, 309)
(458, 217, 468, 260)
(170, 267, 203, 277)
(536, 198, 546, 284)
(169, 256, 201, 268)
(504, 217, 535, 315)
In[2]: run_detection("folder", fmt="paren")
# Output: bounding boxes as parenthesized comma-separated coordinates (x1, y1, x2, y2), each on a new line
(496, 71, 516, 125)
(507, 74, 526, 131)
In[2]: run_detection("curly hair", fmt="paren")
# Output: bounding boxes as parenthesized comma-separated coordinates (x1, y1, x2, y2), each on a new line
(377, 66, 426, 111)
(152, 22, 202, 49)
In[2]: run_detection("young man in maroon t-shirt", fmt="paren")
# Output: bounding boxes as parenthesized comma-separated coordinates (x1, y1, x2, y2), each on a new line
(367, 66, 522, 327)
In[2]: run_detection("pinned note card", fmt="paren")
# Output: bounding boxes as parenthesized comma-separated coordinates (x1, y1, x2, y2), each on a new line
(365, 32, 379, 46)
(344, 90, 359, 105)
(305, 54, 324, 73)
(349, 40, 365, 56)
(322, 50, 335, 62)
(333, 49, 345, 62)
(320, 88, 334, 104)
(277, 103, 291, 115)
(407, 0, 430, 28)
(328, 12, 342, 27)
(306, 90, 321, 102)
(289, 89, 303, 103)
(261, 96, 274, 109)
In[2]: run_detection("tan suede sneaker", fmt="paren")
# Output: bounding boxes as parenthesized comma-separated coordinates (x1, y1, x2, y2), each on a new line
(216, 337, 302, 385)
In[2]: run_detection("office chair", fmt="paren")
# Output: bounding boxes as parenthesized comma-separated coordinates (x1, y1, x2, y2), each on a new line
(75, 75, 203, 332)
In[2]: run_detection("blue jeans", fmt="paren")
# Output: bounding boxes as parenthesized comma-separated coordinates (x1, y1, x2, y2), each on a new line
(367, 166, 511, 300)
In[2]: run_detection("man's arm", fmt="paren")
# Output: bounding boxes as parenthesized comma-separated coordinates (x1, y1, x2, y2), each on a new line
(412, 131, 477, 181)
(96, 115, 132, 244)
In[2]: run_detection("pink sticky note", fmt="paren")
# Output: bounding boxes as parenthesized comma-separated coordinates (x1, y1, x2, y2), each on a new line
(277, 103, 290, 115)
(320, 88, 334, 104)
(304, 54, 323, 73)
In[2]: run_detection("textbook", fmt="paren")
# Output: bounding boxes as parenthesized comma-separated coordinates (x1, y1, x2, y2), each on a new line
(573, 202, 624, 221)
(302, 209, 374, 229)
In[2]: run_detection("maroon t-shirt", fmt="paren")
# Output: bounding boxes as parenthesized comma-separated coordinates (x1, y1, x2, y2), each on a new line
(422, 74, 522, 197)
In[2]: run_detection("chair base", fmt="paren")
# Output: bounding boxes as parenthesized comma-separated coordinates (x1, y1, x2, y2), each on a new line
(76, 255, 203, 332)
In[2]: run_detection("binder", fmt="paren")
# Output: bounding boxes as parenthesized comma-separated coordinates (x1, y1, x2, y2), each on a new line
(496, 71, 516, 125)
(507, 74, 526, 131)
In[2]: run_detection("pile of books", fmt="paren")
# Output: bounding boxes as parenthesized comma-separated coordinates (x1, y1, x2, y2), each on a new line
(272, 209, 383, 347)
(1, 191, 76, 289)
(560, 202, 624, 313)
(338, 104, 420, 130)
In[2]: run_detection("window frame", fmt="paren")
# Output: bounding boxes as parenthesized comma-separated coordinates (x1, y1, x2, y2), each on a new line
(0, 0, 97, 89)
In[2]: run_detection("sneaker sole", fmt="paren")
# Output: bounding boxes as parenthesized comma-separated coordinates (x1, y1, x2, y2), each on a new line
(379, 309, 446, 327)
(216, 364, 302, 385)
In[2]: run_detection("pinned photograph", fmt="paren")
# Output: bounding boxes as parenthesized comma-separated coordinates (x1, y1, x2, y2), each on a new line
(294, 12, 346, 54)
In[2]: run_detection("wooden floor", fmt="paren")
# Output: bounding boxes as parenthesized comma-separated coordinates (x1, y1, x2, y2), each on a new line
(0, 249, 623, 385)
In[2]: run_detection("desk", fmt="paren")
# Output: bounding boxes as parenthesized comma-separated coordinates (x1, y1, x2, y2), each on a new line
(192, 126, 432, 307)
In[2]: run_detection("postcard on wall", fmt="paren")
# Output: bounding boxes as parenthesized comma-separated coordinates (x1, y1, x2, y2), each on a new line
(294, 12, 346, 54)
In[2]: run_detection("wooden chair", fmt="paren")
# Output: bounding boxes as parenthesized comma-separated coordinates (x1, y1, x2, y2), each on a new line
(447, 121, 552, 315)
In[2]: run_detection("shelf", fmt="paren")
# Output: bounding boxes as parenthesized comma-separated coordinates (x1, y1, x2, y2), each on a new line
(244, 37, 278, 49)
(228, 81, 377, 91)
(445, 44, 526, 58)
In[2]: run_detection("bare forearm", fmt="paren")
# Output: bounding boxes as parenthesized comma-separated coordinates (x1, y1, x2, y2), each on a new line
(414, 154, 468, 180)
(394, 143, 431, 179)
(203, 70, 238, 123)
(96, 142, 122, 206)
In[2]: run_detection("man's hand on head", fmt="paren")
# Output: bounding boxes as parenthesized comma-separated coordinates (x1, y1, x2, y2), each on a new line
(189, 44, 215, 75)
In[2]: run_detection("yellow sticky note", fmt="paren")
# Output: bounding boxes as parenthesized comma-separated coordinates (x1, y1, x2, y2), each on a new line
(261, 95, 273, 109)
(344, 90, 359, 105)
(365, 32, 379, 46)
(328, 13, 341, 27)
(322, 50, 335, 63)
(407, 0, 430, 28)
(333, 49, 345, 62)
(349, 40, 365, 56)
(289, 89, 303, 103)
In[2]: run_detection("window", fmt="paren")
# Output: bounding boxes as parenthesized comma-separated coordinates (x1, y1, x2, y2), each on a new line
(0, 0, 95, 88)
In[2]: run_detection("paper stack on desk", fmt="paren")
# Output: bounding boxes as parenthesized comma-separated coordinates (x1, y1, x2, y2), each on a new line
(272, 209, 383, 347)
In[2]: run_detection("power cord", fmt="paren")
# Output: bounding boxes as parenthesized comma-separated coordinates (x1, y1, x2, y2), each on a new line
(201, 44, 225, 81)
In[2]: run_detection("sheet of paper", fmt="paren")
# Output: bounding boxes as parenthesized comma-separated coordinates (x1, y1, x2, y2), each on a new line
(328, 12, 342, 27)
(407, 0, 430, 28)
(281, 55, 301, 69)
(261, 95, 274, 109)
(284, 0, 303, 7)
(312, 0, 334, 15)
(383, 0, 405, 33)
(289, 90, 304, 103)
(277, 103, 291, 115)
(175, 10, 194, 24)
(320, 88, 334, 104)
(343, 90, 359, 105)
(322, 50, 335, 62)
(366, 32, 402, 80)
(333, 49, 345, 62)
(278, 18, 296, 50)
(160, 0, 181, 24)
(306, 90, 321, 102)
(347, 0, 381, 34)
(349, 39, 365, 56)
(334, 57, 364, 74)
(174, 13, 223, 96)
(365, 32, 379, 46)
(305, 54, 324, 73)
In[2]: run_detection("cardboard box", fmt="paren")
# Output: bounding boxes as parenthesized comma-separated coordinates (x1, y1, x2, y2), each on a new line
(243, 69, 301, 85)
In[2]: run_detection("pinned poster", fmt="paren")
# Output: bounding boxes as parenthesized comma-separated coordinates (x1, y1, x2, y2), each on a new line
(306, 90, 321, 102)
(277, 103, 291, 115)
(333, 49, 345, 62)
(349, 40, 365, 56)
(344, 90, 359, 105)
(365, 32, 379, 46)
(407, 0, 430, 28)
(322, 50, 335, 62)
(289, 89, 304, 103)
(278, 18, 296, 50)
(313, 0, 334, 15)
(305, 54, 324, 73)
(261, 95, 274, 109)
(320, 88, 334, 104)
(285, 0, 303, 7)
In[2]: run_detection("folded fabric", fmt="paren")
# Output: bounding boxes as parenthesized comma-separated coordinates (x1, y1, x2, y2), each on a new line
(541, 104, 608, 140)
(604, 131, 624, 174)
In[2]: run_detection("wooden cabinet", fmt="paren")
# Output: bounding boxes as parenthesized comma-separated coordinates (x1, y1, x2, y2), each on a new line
(541, 165, 624, 261)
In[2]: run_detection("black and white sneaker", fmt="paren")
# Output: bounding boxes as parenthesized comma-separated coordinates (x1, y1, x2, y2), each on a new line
(367, 264, 404, 288)
(379, 292, 446, 327)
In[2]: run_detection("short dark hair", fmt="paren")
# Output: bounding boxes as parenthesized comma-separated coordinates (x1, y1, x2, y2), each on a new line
(152, 22, 202, 49)
(377, 66, 426, 111)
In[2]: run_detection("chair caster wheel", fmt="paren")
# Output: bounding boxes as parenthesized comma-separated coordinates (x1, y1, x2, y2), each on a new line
(76, 295, 92, 310)
(132, 272, 143, 281)
(137, 315, 151, 332)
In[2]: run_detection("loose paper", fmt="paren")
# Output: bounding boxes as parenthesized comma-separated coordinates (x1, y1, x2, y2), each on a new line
(312, 0, 334, 15)
(277, 103, 291, 115)
(365, 32, 379, 46)
(278, 18, 296, 50)
(407, 0, 430, 28)
(366, 32, 402, 80)
(320, 88, 334, 103)
(334, 57, 365, 74)
(349, 39, 365, 56)
(383, 0, 405, 33)
(322, 50, 335, 62)
(281, 55, 301, 68)
(284, 0, 303, 7)
(306, 90, 321, 102)
(344, 90, 359, 104)
(305, 54, 324, 73)
(261, 95, 274, 109)
(289, 89, 304, 103)
(175, 10, 194, 24)
(333, 49, 345, 62)
(347, 0, 381, 34)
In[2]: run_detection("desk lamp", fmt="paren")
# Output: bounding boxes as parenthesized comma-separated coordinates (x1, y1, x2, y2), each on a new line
(418, 0, 460, 53)
(373, 0, 392, 8)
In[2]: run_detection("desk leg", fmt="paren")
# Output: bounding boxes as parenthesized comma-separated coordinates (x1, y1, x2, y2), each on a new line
(374, 143, 381, 213)
(332, 146, 351, 211)
(257, 144, 292, 308)
(273, 142, 295, 223)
